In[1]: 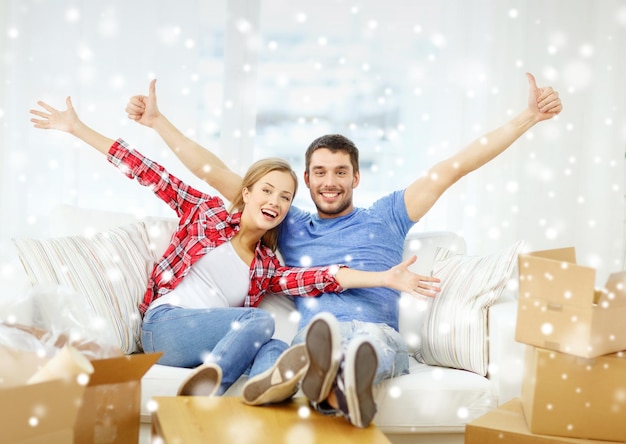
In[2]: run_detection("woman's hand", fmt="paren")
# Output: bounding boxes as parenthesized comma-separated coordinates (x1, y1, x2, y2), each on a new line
(526, 72, 562, 122)
(30, 96, 80, 134)
(125, 78, 161, 127)
(30, 97, 115, 156)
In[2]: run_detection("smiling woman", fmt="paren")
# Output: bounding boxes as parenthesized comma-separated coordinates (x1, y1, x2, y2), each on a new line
(231, 159, 298, 254)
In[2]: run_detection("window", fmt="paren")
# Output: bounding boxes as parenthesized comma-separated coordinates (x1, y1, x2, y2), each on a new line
(254, 1, 430, 210)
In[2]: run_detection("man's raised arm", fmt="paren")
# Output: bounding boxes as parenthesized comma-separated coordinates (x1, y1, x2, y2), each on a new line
(403, 72, 562, 223)
(126, 79, 243, 202)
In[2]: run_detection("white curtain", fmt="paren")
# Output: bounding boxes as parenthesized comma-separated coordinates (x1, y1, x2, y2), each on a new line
(1, 0, 625, 285)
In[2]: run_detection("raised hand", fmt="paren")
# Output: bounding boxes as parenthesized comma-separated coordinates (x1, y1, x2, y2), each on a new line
(526, 72, 562, 122)
(126, 78, 160, 127)
(384, 255, 441, 298)
(29, 97, 114, 155)
(30, 96, 80, 133)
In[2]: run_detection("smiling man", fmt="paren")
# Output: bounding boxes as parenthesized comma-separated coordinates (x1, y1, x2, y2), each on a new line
(305, 135, 360, 218)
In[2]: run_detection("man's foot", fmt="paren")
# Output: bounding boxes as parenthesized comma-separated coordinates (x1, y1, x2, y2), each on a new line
(301, 312, 342, 403)
(177, 363, 222, 396)
(242, 344, 308, 405)
(333, 338, 378, 428)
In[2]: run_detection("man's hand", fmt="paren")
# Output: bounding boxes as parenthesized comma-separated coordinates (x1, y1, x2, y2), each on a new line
(526, 72, 562, 122)
(384, 255, 441, 298)
(126, 78, 160, 127)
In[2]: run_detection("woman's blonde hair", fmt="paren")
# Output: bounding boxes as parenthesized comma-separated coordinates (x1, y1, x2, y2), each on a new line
(229, 157, 298, 251)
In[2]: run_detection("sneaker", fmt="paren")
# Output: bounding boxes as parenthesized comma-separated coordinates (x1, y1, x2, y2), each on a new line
(333, 338, 378, 428)
(177, 363, 222, 397)
(301, 312, 342, 403)
(242, 343, 308, 405)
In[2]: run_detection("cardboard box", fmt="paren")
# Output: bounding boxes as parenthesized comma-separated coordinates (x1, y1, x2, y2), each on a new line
(0, 342, 160, 444)
(74, 353, 161, 444)
(1, 379, 86, 444)
(521, 346, 626, 442)
(465, 398, 616, 443)
(516, 247, 626, 358)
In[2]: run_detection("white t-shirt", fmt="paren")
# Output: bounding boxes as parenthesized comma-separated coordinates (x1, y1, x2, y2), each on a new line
(147, 241, 250, 311)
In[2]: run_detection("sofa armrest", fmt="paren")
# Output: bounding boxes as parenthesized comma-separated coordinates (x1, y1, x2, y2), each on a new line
(486, 295, 525, 405)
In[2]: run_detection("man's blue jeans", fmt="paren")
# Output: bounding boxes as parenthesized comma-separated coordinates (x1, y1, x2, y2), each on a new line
(141, 304, 288, 395)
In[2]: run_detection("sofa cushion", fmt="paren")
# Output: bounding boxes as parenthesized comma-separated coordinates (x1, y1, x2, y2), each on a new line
(12, 222, 157, 354)
(414, 241, 523, 376)
(398, 231, 466, 353)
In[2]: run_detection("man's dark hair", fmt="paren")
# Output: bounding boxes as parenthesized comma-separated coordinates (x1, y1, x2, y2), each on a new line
(304, 134, 360, 174)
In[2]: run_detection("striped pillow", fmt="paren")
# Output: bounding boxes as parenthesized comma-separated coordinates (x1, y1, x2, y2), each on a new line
(414, 241, 523, 376)
(12, 222, 157, 354)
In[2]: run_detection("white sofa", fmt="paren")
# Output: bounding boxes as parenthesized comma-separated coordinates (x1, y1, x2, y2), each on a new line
(2, 205, 526, 444)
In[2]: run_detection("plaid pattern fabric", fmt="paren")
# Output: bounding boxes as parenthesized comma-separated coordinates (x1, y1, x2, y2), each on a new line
(109, 139, 344, 315)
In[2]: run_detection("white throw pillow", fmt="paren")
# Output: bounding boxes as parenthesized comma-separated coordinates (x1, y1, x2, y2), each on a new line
(414, 241, 524, 376)
(12, 222, 157, 354)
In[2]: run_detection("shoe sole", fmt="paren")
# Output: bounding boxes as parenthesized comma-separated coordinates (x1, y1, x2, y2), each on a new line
(301, 312, 341, 403)
(344, 339, 377, 428)
(177, 363, 222, 396)
(242, 344, 308, 405)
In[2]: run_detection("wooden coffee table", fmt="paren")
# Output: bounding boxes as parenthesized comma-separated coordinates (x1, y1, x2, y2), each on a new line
(151, 396, 391, 443)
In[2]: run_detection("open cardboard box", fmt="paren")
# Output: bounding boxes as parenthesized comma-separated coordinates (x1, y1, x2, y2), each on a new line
(73, 353, 160, 443)
(516, 247, 626, 358)
(0, 330, 160, 444)
(465, 398, 618, 443)
(521, 346, 626, 442)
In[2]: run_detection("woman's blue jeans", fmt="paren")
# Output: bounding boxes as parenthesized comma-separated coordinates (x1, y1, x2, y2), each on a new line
(141, 304, 288, 395)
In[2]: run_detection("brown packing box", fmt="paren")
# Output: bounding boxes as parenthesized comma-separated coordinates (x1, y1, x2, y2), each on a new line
(74, 353, 161, 444)
(0, 342, 160, 444)
(516, 247, 626, 358)
(465, 398, 618, 443)
(521, 346, 626, 442)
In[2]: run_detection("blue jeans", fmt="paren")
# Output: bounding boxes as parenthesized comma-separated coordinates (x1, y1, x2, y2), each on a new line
(141, 304, 288, 395)
(292, 319, 409, 385)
